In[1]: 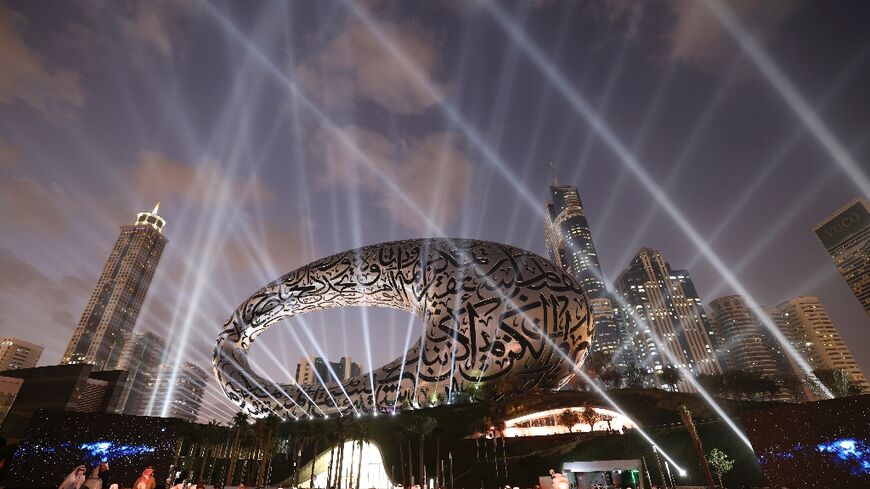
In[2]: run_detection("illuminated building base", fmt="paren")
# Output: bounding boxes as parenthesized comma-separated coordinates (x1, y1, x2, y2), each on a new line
(503, 406, 637, 437)
(292, 440, 392, 488)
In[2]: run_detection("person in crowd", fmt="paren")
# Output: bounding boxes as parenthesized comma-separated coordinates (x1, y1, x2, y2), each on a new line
(98, 463, 111, 487)
(133, 466, 156, 489)
(83, 465, 101, 489)
(549, 469, 570, 489)
(59, 465, 87, 489)
(84, 462, 110, 489)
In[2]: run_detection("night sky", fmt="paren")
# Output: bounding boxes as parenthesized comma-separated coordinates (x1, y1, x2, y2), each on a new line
(1, 0, 868, 422)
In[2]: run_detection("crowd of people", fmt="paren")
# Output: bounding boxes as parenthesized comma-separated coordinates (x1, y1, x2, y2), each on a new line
(58, 466, 167, 489)
(56, 465, 264, 489)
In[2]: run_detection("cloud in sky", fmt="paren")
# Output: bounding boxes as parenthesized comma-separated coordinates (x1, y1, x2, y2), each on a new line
(0, 176, 73, 235)
(218, 217, 316, 281)
(598, 0, 798, 72)
(666, 0, 798, 71)
(0, 3, 85, 117)
(127, 151, 276, 210)
(0, 150, 276, 238)
(117, 0, 197, 59)
(0, 247, 94, 365)
(0, 142, 19, 171)
(315, 125, 472, 234)
(296, 18, 445, 114)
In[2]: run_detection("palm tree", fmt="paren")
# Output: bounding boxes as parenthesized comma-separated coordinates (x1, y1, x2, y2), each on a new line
(285, 419, 311, 488)
(395, 430, 407, 486)
(238, 417, 257, 484)
(226, 411, 248, 484)
(354, 418, 370, 489)
(491, 416, 507, 480)
(335, 416, 351, 488)
(325, 424, 337, 489)
(199, 420, 223, 483)
(410, 415, 437, 485)
(256, 415, 281, 486)
(401, 416, 418, 484)
(308, 436, 319, 488)
(309, 420, 324, 489)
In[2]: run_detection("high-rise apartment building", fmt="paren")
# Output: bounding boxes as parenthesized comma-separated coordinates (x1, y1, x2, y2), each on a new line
(813, 198, 870, 316)
(63, 204, 167, 370)
(774, 297, 868, 393)
(147, 362, 208, 422)
(115, 332, 168, 415)
(544, 167, 622, 360)
(616, 248, 722, 391)
(708, 295, 799, 400)
(295, 356, 361, 386)
(0, 337, 43, 370)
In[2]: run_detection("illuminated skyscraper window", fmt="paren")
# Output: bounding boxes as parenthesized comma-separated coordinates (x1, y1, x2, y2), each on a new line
(616, 248, 722, 392)
(544, 165, 626, 363)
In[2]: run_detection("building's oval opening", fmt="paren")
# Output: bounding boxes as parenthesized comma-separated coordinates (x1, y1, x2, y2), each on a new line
(246, 306, 423, 386)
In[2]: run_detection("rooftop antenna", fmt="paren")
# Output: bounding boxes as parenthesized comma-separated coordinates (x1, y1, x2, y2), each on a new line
(152, 201, 160, 214)
(549, 161, 559, 186)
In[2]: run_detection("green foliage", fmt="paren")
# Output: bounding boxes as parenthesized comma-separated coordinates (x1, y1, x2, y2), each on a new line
(622, 365, 647, 389)
(658, 367, 681, 390)
(557, 409, 581, 432)
(599, 368, 623, 389)
(813, 368, 865, 397)
(583, 351, 613, 378)
(578, 406, 603, 431)
(707, 448, 735, 480)
(698, 371, 784, 400)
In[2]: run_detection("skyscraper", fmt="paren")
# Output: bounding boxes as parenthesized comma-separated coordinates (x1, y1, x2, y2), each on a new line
(616, 248, 722, 391)
(708, 295, 800, 400)
(295, 356, 361, 386)
(774, 296, 868, 393)
(115, 332, 168, 415)
(544, 166, 622, 360)
(147, 362, 208, 422)
(813, 198, 870, 316)
(62, 204, 167, 370)
(0, 337, 43, 370)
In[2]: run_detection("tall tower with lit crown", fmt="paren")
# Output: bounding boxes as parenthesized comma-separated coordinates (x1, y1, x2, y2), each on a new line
(544, 164, 624, 361)
(62, 203, 167, 370)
